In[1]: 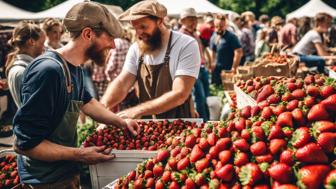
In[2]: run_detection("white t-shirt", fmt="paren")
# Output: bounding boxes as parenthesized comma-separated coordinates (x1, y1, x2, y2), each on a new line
(123, 31, 201, 79)
(292, 30, 322, 55)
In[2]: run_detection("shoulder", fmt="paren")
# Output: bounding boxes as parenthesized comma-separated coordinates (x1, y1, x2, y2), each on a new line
(172, 31, 196, 45)
(25, 53, 64, 79)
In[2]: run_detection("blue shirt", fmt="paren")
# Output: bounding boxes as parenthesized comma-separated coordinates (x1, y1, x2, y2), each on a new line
(210, 31, 241, 70)
(13, 51, 92, 151)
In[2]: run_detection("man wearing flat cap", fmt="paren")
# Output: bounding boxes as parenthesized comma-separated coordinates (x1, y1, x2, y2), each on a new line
(12, 2, 139, 188)
(101, 0, 201, 119)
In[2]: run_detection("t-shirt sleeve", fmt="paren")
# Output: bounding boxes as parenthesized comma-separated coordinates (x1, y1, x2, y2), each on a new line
(122, 44, 138, 76)
(311, 32, 322, 44)
(230, 33, 242, 49)
(175, 39, 201, 78)
(13, 61, 63, 150)
(209, 34, 217, 51)
(83, 87, 93, 104)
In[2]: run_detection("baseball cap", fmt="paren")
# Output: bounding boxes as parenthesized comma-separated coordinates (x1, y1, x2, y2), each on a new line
(63, 1, 123, 38)
(118, 0, 167, 21)
(180, 8, 197, 20)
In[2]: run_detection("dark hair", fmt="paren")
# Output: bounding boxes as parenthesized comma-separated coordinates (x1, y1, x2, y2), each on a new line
(259, 15, 269, 24)
(314, 12, 332, 27)
(69, 26, 105, 39)
(214, 14, 227, 21)
(42, 18, 64, 34)
(5, 21, 44, 75)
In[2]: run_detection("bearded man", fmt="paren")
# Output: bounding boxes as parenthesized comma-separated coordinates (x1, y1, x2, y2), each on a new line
(100, 0, 201, 119)
(12, 2, 139, 188)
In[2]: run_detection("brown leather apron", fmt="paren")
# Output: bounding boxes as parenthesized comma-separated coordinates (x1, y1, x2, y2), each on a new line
(137, 32, 192, 119)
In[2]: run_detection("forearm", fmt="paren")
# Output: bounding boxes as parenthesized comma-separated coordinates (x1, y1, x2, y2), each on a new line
(14, 140, 80, 162)
(232, 51, 242, 70)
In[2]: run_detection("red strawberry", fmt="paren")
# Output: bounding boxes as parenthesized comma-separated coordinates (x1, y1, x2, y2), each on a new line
(177, 157, 189, 171)
(267, 94, 281, 104)
(307, 104, 330, 122)
(257, 84, 274, 103)
(290, 127, 311, 148)
(234, 151, 249, 167)
(250, 141, 267, 156)
(272, 104, 286, 116)
(320, 85, 335, 99)
(155, 179, 165, 189)
(287, 82, 297, 91)
(269, 139, 287, 155)
(185, 177, 196, 189)
(146, 178, 155, 188)
(274, 184, 298, 189)
(195, 158, 210, 173)
(144, 170, 154, 179)
(134, 178, 144, 189)
(312, 121, 336, 137)
(292, 89, 305, 100)
(185, 135, 197, 148)
(215, 138, 231, 151)
(251, 126, 266, 141)
(295, 143, 328, 164)
(195, 173, 206, 186)
(268, 163, 293, 184)
(241, 129, 251, 141)
(321, 94, 336, 111)
(153, 164, 164, 177)
(235, 118, 247, 131)
(324, 169, 336, 189)
(199, 138, 210, 151)
(297, 165, 330, 189)
(233, 139, 250, 152)
(251, 106, 261, 116)
(157, 150, 170, 162)
(268, 125, 285, 140)
(291, 108, 306, 126)
(239, 163, 263, 186)
(258, 100, 270, 109)
(255, 154, 273, 163)
(169, 181, 180, 189)
(280, 149, 295, 166)
(304, 75, 314, 85)
(276, 112, 293, 127)
(304, 96, 316, 108)
(281, 92, 293, 102)
(161, 171, 171, 183)
(209, 146, 220, 159)
(261, 107, 273, 119)
(168, 158, 177, 170)
(306, 85, 320, 97)
(241, 106, 251, 118)
(219, 150, 232, 164)
(207, 133, 218, 146)
(190, 145, 205, 163)
(286, 100, 299, 111)
(215, 164, 234, 182)
(317, 132, 336, 153)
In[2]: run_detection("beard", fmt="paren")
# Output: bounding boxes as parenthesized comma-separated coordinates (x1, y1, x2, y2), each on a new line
(85, 42, 110, 66)
(137, 27, 162, 55)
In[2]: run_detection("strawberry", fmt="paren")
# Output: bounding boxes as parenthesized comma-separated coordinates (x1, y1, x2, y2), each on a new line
(233, 139, 250, 152)
(255, 154, 273, 163)
(280, 149, 295, 166)
(320, 85, 335, 99)
(146, 178, 155, 188)
(250, 141, 267, 156)
(281, 92, 293, 102)
(268, 125, 285, 140)
(306, 85, 320, 97)
(276, 112, 293, 127)
(258, 100, 270, 109)
(304, 96, 316, 108)
(190, 145, 205, 163)
(273, 184, 298, 189)
(268, 163, 293, 184)
(199, 138, 210, 151)
(304, 75, 314, 85)
(195, 173, 206, 186)
(185, 135, 197, 148)
(157, 150, 170, 162)
(324, 169, 336, 189)
(161, 171, 171, 183)
(195, 158, 210, 173)
(287, 82, 297, 91)
(169, 181, 180, 189)
(234, 151, 249, 167)
(251, 126, 266, 141)
(241, 106, 251, 118)
(134, 178, 144, 189)
(317, 132, 336, 153)
(215, 164, 234, 182)
(177, 157, 189, 171)
(209, 146, 220, 159)
(207, 133, 218, 146)
(290, 127, 311, 148)
(218, 150, 232, 164)
(269, 139, 287, 155)
(251, 106, 261, 116)
(185, 178, 196, 189)
(291, 108, 306, 126)
(292, 89, 305, 100)
(261, 107, 273, 119)
(297, 165, 330, 189)
(286, 100, 299, 111)
(257, 85, 274, 103)
(215, 138, 231, 151)
(307, 104, 330, 122)
(144, 170, 154, 179)
(267, 94, 281, 104)
(241, 129, 251, 141)
(168, 158, 177, 170)
(239, 163, 263, 186)
(311, 121, 336, 138)
(235, 118, 247, 131)
(321, 94, 336, 111)
(272, 104, 286, 116)
(295, 143, 328, 164)
(153, 164, 164, 177)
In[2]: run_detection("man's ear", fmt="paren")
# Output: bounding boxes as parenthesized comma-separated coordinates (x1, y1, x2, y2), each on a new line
(27, 38, 35, 46)
(81, 27, 93, 41)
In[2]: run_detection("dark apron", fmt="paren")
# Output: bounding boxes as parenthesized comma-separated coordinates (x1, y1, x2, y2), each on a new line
(137, 32, 192, 119)
(19, 53, 82, 188)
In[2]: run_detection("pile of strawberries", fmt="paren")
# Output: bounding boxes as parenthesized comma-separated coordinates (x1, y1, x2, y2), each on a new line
(0, 155, 19, 189)
(262, 54, 294, 65)
(83, 120, 199, 151)
(114, 74, 335, 189)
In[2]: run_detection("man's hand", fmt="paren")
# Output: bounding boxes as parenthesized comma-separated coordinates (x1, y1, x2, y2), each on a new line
(124, 119, 140, 136)
(78, 145, 115, 165)
(0, 79, 8, 90)
(117, 107, 141, 119)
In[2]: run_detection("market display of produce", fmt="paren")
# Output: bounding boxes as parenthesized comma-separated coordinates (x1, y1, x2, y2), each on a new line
(112, 74, 336, 189)
(82, 120, 200, 151)
(0, 154, 19, 189)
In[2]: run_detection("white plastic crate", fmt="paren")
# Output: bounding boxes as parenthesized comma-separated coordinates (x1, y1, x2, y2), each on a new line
(328, 67, 336, 79)
(90, 150, 157, 189)
(234, 85, 257, 109)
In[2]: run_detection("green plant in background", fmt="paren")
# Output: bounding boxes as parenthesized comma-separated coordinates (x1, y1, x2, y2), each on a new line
(210, 84, 225, 101)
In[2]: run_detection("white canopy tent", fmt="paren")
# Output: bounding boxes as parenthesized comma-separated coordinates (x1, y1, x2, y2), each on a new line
(157, 0, 238, 19)
(287, 0, 336, 20)
(0, 0, 35, 22)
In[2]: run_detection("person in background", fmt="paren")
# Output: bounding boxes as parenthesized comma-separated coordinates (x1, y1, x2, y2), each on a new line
(298, 16, 312, 41)
(199, 14, 215, 48)
(279, 17, 298, 49)
(258, 14, 270, 29)
(42, 18, 64, 50)
(101, 0, 201, 119)
(268, 16, 284, 46)
(238, 16, 255, 64)
(13, 2, 139, 187)
(255, 29, 270, 58)
(6, 21, 45, 108)
(292, 12, 334, 73)
(241, 11, 260, 41)
(179, 8, 210, 121)
(210, 14, 243, 86)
